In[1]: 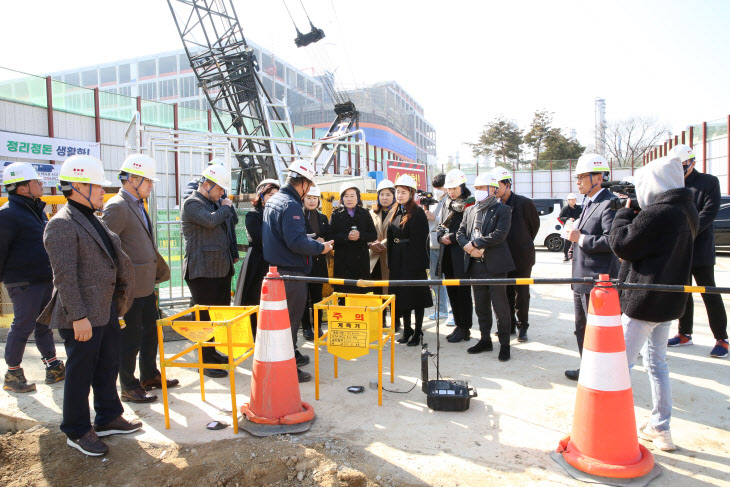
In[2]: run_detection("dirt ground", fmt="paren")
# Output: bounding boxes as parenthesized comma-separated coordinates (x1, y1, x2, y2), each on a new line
(1, 249, 729, 487)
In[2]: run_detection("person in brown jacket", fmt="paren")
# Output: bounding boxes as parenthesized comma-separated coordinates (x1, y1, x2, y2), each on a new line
(39, 155, 140, 457)
(102, 154, 175, 404)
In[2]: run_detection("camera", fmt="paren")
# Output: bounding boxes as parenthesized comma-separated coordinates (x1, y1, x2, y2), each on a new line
(417, 189, 437, 206)
(437, 224, 449, 240)
(602, 181, 641, 211)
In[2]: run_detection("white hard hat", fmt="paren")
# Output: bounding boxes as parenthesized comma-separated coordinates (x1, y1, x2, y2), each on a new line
(3, 162, 40, 187)
(59, 155, 112, 186)
(307, 184, 321, 197)
(256, 178, 280, 193)
(376, 179, 395, 193)
(120, 154, 159, 182)
(394, 174, 418, 190)
(474, 172, 498, 188)
(575, 153, 610, 175)
(201, 164, 231, 192)
(287, 159, 316, 182)
(492, 167, 512, 182)
(339, 181, 360, 196)
(566, 193, 577, 200)
(444, 169, 467, 189)
(208, 158, 226, 167)
(669, 144, 695, 163)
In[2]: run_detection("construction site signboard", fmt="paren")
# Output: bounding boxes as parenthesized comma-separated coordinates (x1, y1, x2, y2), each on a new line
(386, 160, 427, 191)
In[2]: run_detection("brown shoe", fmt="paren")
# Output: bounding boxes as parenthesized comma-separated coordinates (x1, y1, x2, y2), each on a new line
(67, 429, 108, 456)
(3, 368, 36, 393)
(140, 376, 179, 391)
(94, 416, 142, 437)
(121, 387, 158, 403)
(45, 361, 66, 384)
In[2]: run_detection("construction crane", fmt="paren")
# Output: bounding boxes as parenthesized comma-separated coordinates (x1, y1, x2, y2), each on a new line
(167, 0, 296, 192)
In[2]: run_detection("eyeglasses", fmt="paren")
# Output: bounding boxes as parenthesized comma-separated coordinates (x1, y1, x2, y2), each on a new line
(575, 174, 591, 181)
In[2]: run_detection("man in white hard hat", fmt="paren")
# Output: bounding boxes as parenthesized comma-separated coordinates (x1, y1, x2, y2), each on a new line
(564, 154, 620, 381)
(39, 155, 140, 457)
(668, 144, 728, 358)
(102, 154, 175, 403)
(558, 193, 581, 262)
(0, 163, 65, 393)
(263, 160, 333, 383)
(181, 164, 237, 378)
(493, 167, 540, 342)
(456, 172, 515, 361)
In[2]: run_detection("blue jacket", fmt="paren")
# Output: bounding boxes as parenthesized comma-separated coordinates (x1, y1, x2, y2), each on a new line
(0, 194, 53, 286)
(263, 183, 324, 273)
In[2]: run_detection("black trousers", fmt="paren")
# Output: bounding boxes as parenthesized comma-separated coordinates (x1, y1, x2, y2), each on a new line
(573, 291, 590, 355)
(563, 239, 571, 258)
(468, 260, 510, 345)
(506, 266, 533, 325)
(442, 251, 473, 330)
(301, 283, 324, 333)
(58, 307, 123, 440)
(679, 265, 728, 340)
(5, 281, 56, 367)
(282, 272, 307, 351)
(119, 293, 160, 390)
(186, 276, 232, 362)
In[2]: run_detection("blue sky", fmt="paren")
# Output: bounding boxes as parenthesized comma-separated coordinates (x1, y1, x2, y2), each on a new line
(2, 0, 730, 165)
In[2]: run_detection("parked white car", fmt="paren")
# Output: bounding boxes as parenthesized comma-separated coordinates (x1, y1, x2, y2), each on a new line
(532, 198, 565, 252)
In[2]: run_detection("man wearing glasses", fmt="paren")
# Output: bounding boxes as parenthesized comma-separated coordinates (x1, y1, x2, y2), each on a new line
(563, 154, 620, 381)
(1, 163, 65, 393)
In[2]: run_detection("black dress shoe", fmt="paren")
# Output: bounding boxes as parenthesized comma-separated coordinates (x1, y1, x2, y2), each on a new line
(203, 368, 228, 378)
(297, 369, 312, 383)
(303, 329, 314, 341)
(140, 376, 180, 391)
(295, 350, 310, 366)
(446, 329, 457, 340)
(565, 369, 580, 381)
(467, 339, 493, 354)
(517, 324, 529, 342)
(498, 345, 510, 362)
(397, 330, 413, 344)
(121, 387, 157, 403)
(205, 352, 229, 364)
(406, 333, 422, 347)
(447, 328, 471, 343)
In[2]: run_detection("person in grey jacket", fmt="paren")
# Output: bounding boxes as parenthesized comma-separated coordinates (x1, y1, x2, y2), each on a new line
(456, 172, 515, 361)
(564, 154, 620, 381)
(181, 164, 236, 378)
(39, 155, 140, 457)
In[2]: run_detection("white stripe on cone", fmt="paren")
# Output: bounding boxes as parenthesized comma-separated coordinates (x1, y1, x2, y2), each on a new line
(253, 328, 295, 363)
(259, 299, 288, 311)
(586, 314, 622, 328)
(578, 349, 632, 392)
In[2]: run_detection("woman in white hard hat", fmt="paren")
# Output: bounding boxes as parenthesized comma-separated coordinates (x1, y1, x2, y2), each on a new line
(558, 193, 581, 262)
(387, 175, 433, 345)
(369, 179, 395, 288)
(238, 178, 280, 338)
(329, 181, 377, 294)
(300, 184, 330, 340)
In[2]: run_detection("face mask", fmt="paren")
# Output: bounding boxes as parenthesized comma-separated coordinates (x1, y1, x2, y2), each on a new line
(433, 189, 445, 199)
(475, 190, 490, 202)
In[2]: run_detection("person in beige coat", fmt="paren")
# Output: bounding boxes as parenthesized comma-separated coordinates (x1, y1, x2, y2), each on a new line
(39, 155, 140, 457)
(102, 154, 174, 404)
(368, 180, 398, 329)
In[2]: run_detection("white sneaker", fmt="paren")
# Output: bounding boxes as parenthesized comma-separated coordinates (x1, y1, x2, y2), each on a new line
(446, 314, 455, 326)
(428, 312, 449, 321)
(638, 422, 676, 451)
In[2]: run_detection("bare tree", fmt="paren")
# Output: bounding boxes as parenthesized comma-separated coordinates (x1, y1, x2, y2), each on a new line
(602, 116, 670, 167)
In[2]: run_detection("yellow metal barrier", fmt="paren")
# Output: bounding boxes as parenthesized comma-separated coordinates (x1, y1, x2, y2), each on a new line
(313, 292, 395, 406)
(156, 305, 257, 434)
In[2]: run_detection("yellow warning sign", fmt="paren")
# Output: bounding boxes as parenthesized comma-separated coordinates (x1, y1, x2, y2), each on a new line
(210, 309, 254, 359)
(327, 308, 370, 360)
(172, 322, 214, 343)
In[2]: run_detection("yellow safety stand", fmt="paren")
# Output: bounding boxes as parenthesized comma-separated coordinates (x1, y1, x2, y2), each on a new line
(156, 305, 257, 434)
(313, 293, 395, 406)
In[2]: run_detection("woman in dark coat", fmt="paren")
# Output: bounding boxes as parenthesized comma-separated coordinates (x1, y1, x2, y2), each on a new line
(439, 170, 474, 338)
(301, 185, 330, 340)
(330, 182, 377, 294)
(239, 179, 280, 337)
(387, 176, 433, 345)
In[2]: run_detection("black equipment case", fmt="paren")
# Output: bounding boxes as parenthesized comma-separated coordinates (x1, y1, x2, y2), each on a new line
(421, 345, 477, 411)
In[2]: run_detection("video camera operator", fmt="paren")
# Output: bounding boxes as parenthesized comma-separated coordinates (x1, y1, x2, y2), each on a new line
(609, 155, 699, 451)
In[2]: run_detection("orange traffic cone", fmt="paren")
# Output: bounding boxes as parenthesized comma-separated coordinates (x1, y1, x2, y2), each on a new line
(555, 274, 657, 481)
(240, 266, 315, 436)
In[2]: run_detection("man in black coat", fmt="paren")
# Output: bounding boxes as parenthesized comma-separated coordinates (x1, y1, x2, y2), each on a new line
(493, 168, 540, 342)
(609, 155, 698, 451)
(564, 154, 620, 381)
(0, 163, 64, 393)
(456, 173, 515, 361)
(558, 193, 581, 262)
(668, 145, 728, 358)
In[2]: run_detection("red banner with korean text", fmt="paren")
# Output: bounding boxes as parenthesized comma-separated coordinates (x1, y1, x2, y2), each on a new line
(386, 160, 427, 191)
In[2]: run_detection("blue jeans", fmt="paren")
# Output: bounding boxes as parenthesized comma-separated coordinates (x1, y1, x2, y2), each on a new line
(622, 314, 672, 432)
(429, 248, 449, 315)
